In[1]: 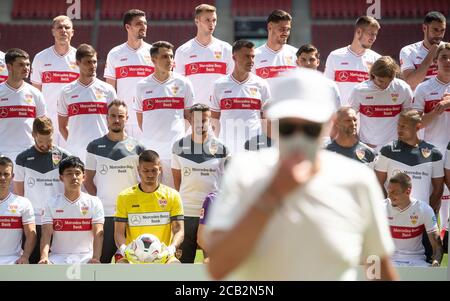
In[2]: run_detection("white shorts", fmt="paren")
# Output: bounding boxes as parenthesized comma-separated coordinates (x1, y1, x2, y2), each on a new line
(0, 255, 20, 264)
(49, 253, 92, 264)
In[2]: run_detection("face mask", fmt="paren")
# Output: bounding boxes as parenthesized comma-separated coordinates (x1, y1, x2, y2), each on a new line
(278, 133, 320, 163)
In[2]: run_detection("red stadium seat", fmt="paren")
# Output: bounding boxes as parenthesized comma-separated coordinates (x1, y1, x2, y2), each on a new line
(231, 0, 291, 17)
(11, 0, 95, 19)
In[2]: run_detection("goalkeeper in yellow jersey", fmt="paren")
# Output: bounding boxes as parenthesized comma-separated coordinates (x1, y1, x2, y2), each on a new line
(113, 150, 184, 264)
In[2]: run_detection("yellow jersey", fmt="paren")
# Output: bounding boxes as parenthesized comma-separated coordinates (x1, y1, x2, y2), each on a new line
(115, 184, 184, 246)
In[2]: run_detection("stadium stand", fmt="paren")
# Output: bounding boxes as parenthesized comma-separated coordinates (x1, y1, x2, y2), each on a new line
(12, 0, 95, 19)
(231, 0, 292, 17)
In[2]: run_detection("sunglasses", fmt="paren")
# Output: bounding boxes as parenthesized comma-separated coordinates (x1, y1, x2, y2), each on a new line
(278, 122, 323, 138)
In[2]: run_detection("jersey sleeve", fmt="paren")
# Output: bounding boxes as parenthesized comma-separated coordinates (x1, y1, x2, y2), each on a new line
(21, 198, 35, 225)
(35, 91, 47, 117)
(361, 171, 395, 259)
(401, 83, 414, 109)
(85, 146, 97, 171)
(174, 49, 185, 76)
(399, 46, 415, 72)
(412, 85, 426, 111)
(184, 78, 195, 109)
(14, 154, 26, 182)
(30, 56, 42, 85)
(324, 54, 335, 81)
(170, 190, 184, 220)
(104, 51, 116, 80)
(260, 79, 271, 107)
(210, 81, 221, 112)
(431, 155, 444, 178)
(422, 203, 439, 233)
(224, 45, 234, 75)
(133, 84, 144, 112)
(92, 197, 105, 224)
(41, 200, 53, 225)
(107, 85, 117, 103)
(57, 89, 68, 116)
(114, 194, 128, 222)
(348, 87, 360, 112)
(374, 151, 390, 173)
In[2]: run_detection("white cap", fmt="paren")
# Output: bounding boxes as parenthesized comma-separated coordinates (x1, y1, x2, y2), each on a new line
(265, 68, 337, 123)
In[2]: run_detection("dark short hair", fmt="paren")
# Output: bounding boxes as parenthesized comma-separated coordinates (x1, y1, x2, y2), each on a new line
(232, 40, 255, 54)
(189, 103, 210, 113)
(5, 48, 29, 65)
(150, 41, 174, 57)
(33, 116, 53, 135)
(267, 9, 292, 24)
(76, 44, 96, 61)
(389, 172, 412, 191)
(123, 9, 146, 27)
(107, 99, 128, 112)
(296, 44, 320, 59)
(0, 156, 14, 170)
(355, 15, 380, 30)
(139, 150, 160, 165)
(59, 156, 85, 175)
(424, 11, 446, 25)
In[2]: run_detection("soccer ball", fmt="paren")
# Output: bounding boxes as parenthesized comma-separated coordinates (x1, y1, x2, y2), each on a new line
(131, 234, 162, 263)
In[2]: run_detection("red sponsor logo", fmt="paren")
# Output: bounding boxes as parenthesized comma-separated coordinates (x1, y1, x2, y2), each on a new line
(42, 71, 79, 84)
(142, 97, 185, 111)
(0, 105, 36, 119)
(115, 65, 154, 79)
(53, 218, 92, 231)
(359, 104, 402, 117)
(0, 75, 7, 83)
(220, 98, 262, 110)
(334, 70, 369, 83)
(424, 99, 450, 113)
(255, 65, 296, 79)
(68, 102, 107, 116)
(0, 216, 23, 229)
(185, 62, 227, 76)
(390, 225, 424, 239)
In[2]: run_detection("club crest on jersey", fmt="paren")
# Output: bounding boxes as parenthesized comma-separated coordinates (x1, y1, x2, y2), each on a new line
(249, 87, 258, 97)
(183, 167, 191, 177)
(8, 204, 18, 214)
(421, 147, 431, 158)
(52, 152, 62, 165)
(125, 141, 135, 152)
(391, 93, 399, 103)
(171, 85, 179, 96)
(25, 94, 34, 104)
(214, 51, 222, 59)
(0, 64, 5, 72)
(144, 55, 152, 64)
(69, 62, 77, 70)
(285, 56, 292, 65)
(95, 88, 105, 100)
(355, 149, 365, 161)
(158, 198, 168, 208)
(81, 206, 89, 216)
(410, 214, 418, 225)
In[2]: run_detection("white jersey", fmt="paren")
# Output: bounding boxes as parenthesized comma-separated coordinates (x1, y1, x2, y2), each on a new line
(104, 42, 154, 134)
(325, 46, 381, 106)
(15, 146, 70, 225)
(211, 73, 271, 154)
(0, 82, 46, 157)
(171, 135, 229, 217)
(0, 51, 7, 83)
(30, 46, 79, 123)
(384, 198, 438, 261)
(412, 77, 450, 152)
(400, 41, 442, 83)
(57, 79, 116, 161)
(375, 140, 444, 204)
(174, 37, 233, 105)
(42, 192, 104, 256)
(0, 193, 34, 257)
(85, 135, 145, 216)
(349, 78, 413, 149)
(208, 149, 394, 280)
(252, 43, 297, 91)
(135, 73, 194, 159)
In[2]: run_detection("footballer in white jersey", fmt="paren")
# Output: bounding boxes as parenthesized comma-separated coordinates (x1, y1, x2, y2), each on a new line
(31, 46, 79, 134)
(0, 51, 7, 83)
(104, 42, 154, 139)
(349, 77, 413, 151)
(174, 38, 233, 105)
(0, 82, 46, 162)
(58, 78, 116, 162)
(400, 11, 446, 91)
(212, 73, 271, 154)
(0, 156, 36, 265)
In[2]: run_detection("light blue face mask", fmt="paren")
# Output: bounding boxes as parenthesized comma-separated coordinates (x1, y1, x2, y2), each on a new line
(278, 133, 321, 163)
